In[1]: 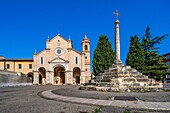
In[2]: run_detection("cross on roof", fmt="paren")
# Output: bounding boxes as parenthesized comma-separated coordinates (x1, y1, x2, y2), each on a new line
(113, 10, 121, 20)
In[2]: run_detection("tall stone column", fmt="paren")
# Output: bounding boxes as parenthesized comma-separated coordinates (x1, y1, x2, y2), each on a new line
(115, 20, 121, 62)
(114, 10, 122, 64)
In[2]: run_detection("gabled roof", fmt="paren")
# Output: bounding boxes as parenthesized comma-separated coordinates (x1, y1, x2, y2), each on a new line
(67, 48, 81, 55)
(35, 49, 46, 56)
(50, 34, 68, 42)
(48, 57, 69, 63)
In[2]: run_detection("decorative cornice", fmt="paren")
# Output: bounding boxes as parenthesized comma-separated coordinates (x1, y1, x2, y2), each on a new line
(48, 57, 69, 63)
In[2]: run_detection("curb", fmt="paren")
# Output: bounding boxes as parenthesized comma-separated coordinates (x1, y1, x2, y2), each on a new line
(38, 89, 170, 111)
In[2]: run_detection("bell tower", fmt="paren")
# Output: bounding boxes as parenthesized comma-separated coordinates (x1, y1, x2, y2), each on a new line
(82, 34, 90, 80)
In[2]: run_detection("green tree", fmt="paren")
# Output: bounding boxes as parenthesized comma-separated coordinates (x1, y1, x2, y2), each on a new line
(92, 35, 115, 76)
(141, 26, 169, 80)
(126, 35, 144, 73)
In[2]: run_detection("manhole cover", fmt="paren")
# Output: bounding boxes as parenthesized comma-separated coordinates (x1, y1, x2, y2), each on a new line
(114, 96, 138, 101)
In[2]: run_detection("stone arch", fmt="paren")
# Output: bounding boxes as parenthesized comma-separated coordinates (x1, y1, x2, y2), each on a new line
(27, 72, 34, 83)
(73, 67, 81, 84)
(54, 65, 65, 84)
(85, 45, 88, 51)
(38, 67, 46, 85)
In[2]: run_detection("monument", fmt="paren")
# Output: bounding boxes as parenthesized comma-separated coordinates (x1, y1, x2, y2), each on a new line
(80, 10, 162, 92)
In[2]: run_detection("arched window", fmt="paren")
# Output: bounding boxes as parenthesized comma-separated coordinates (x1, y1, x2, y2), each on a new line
(85, 45, 88, 50)
(40, 57, 44, 64)
(75, 57, 78, 64)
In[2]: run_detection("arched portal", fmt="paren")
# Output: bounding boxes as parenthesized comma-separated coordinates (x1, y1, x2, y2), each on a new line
(38, 67, 46, 85)
(54, 66, 65, 84)
(73, 67, 81, 84)
(27, 72, 33, 83)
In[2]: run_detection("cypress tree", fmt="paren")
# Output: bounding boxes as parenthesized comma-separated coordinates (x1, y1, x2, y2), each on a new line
(126, 35, 144, 73)
(92, 35, 115, 76)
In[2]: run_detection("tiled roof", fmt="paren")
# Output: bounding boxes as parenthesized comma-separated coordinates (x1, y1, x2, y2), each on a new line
(0, 58, 33, 61)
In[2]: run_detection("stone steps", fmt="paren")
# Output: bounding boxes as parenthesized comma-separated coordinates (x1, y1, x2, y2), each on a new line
(85, 62, 162, 92)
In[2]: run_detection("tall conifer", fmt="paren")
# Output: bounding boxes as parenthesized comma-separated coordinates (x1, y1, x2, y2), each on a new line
(141, 26, 169, 79)
(92, 35, 115, 76)
(126, 35, 144, 73)
(126, 26, 169, 80)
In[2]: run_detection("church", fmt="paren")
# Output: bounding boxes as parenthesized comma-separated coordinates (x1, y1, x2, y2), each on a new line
(0, 34, 91, 85)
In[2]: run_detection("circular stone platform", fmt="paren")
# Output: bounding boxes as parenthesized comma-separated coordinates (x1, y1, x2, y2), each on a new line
(39, 86, 170, 111)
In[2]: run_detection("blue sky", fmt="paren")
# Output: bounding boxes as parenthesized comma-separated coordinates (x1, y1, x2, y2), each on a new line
(0, 0, 170, 69)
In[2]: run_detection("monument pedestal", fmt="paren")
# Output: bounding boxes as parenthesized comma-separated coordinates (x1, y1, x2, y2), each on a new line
(80, 10, 162, 92)
(81, 62, 162, 92)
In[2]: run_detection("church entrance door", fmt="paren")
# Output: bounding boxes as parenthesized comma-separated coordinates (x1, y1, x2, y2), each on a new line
(76, 76, 80, 84)
(54, 66, 65, 84)
(60, 72, 65, 84)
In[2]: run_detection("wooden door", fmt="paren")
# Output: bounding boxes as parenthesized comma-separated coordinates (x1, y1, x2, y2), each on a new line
(60, 72, 65, 84)
(76, 76, 80, 84)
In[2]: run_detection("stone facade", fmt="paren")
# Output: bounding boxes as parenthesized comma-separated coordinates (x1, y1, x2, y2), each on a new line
(33, 34, 91, 85)
(0, 34, 91, 85)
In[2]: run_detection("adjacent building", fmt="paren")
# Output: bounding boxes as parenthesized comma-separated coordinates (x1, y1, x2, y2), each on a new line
(0, 56, 33, 76)
(0, 34, 91, 85)
(163, 52, 170, 83)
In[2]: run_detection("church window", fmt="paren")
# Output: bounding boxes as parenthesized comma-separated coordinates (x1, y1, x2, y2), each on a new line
(7, 64, 10, 69)
(85, 45, 88, 50)
(55, 48, 63, 56)
(40, 57, 44, 64)
(18, 64, 22, 69)
(57, 49, 61, 54)
(85, 56, 87, 59)
(75, 57, 78, 64)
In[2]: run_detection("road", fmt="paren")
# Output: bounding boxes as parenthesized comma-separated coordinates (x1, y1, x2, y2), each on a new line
(0, 85, 96, 113)
(0, 85, 170, 113)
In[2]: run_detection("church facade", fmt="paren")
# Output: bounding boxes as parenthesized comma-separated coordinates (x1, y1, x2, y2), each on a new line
(33, 34, 90, 85)
(0, 34, 91, 85)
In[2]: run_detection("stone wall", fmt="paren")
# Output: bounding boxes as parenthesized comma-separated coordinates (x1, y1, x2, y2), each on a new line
(0, 70, 32, 87)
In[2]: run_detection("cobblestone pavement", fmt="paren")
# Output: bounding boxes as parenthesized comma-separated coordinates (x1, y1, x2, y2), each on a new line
(1, 85, 170, 113)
